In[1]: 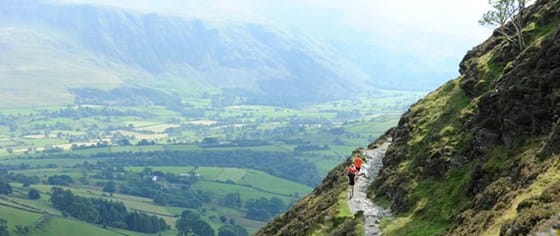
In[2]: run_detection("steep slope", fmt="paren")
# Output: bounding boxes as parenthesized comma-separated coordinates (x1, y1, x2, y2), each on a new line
(257, 0, 560, 235)
(0, 0, 373, 107)
(371, 0, 560, 234)
(255, 136, 391, 236)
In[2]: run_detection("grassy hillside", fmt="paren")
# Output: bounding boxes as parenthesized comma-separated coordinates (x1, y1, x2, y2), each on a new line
(255, 137, 389, 236)
(0, 27, 127, 107)
(258, 0, 560, 235)
(0, 0, 382, 107)
(370, 0, 560, 235)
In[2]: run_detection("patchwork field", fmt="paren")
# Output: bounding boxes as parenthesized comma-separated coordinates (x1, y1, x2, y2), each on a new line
(0, 91, 421, 235)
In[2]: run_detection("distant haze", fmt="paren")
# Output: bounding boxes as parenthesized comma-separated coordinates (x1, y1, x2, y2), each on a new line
(53, 0, 497, 89)
(1, 0, 524, 107)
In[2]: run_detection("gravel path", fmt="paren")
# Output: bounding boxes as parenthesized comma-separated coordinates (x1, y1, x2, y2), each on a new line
(347, 141, 393, 236)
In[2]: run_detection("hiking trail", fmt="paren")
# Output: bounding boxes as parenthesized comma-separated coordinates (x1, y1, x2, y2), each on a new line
(347, 140, 393, 236)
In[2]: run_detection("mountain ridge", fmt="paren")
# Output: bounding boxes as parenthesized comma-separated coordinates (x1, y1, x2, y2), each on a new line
(0, 0, 378, 107)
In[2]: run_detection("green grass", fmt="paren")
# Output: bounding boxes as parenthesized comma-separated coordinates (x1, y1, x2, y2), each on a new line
(304, 156, 343, 176)
(383, 166, 471, 235)
(482, 145, 510, 172)
(31, 184, 178, 226)
(479, 51, 505, 92)
(482, 158, 560, 235)
(19, 176, 299, 233)
(3, 193, 61, 216)
(193, 181, 295, 203)
(0, 204, 42, 230)
(0, 158, 93, 167)
(336, 192, 352, 218)
(37, 217, 140, 236)
(214, 168, 247, 182)
(0, 197, 155, 235)
(196, 204, 265, 234)
(163, 144, 290, 152)
(124, 165, 312, 198)
(406, 79, 471, 162)
(13, 167, 74, 175)
(524, 17, 560, 45)
(196, 167, 250, 182)
(377, 79, 474, 235)
(125, 166, 195, 174)
(239, 169, 312, 195)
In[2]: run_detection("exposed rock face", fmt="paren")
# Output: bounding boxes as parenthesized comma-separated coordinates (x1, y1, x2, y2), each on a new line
(538, 120, 560, 158)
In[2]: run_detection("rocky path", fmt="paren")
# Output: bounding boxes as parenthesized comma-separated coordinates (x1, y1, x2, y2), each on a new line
(347, 141, 392, 236)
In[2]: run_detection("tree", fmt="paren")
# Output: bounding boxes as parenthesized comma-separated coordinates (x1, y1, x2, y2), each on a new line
(102, 181, 116, 197)
(47, 175, 74, 186)
(124, 212, 167, 233)
(152, 193, 168, 205)
(27, 189, 40, 200)
(190, 219, 214, 236)
(269, 197, 285, 215)
(50, 187, 74, 210)
(66, 197, 99, 223)
(180, 210, 200, 221)
(218, 225, 249, 236)
(176, 210, 215, 236)
(15, 225, 30, 236)
(175, 217, 190, 236)
(222, 193, 241, 208)
(245, 197, 286, 220)
(22, 176, 40, 187)
(0, 218, 8, 236)
(137, 139, 154, 146)
(0, 181, 12, 195)
(479, 0, 526, 49)
(117, 138, 131, 146)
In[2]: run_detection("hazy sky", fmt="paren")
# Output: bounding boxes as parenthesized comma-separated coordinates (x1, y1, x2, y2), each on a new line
(62, 0, 495, 43)
(188, 0, 493, 38)
(240, 0, 496, 73)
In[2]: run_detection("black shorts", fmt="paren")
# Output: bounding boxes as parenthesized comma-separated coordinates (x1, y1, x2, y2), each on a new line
(347, 174, 355, 186)
(356, 167, 361, 173)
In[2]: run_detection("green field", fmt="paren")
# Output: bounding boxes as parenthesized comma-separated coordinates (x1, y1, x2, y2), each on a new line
(3, 164, 308, 235)
(125, 166, 312, 200)
(239, 170, 311, 195)
(194, 181, 293, 203)
(0, 204, 42, 231)
(0, 90, 420, 235)
(0, 158, 94, 167)
(37, 217, 137, 236)
(31, 184, 175, 216)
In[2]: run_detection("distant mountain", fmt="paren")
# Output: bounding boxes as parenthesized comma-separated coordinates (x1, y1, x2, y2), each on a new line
(0, 0, 376, 107)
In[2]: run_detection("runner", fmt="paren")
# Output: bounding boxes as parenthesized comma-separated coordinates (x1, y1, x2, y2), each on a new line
(354, 154, 363, 177)
(347, 164, 358, 199)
